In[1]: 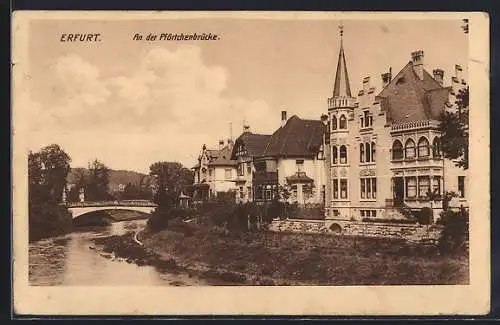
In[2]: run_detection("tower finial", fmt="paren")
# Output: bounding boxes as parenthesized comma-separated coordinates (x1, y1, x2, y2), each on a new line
(339, 21, 344, 39)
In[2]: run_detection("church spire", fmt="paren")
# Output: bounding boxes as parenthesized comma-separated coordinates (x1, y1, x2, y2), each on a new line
(332, 22, 352, 98)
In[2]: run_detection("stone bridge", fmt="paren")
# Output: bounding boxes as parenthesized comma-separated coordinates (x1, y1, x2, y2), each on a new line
(63, 200, 158, 219)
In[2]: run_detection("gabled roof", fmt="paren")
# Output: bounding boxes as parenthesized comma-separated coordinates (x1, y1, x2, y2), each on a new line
(208, 145, 237, 167)
(260, 115, 325, 158)
(376, 61, 449, 123)
(205, 149, 220, 159)
(231, 132, 271, 159)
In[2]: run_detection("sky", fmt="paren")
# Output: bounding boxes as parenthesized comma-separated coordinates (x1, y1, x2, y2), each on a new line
(21, 16, 468, 173)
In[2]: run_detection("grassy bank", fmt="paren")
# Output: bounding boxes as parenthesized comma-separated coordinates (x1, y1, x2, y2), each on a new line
(140, 227, 469, 286)
(92, 232, 254, 285)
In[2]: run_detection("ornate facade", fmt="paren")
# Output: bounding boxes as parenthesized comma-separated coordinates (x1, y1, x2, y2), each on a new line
(324, 27, 469, 223)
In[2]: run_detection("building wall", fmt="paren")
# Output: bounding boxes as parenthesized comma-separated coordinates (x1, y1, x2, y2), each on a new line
(444, 158, 469, 209)
(345, 80, 393, 221)
(235, 156, 254, 203)
(325, 75, 469, 223)
(209, 166, 237, 194)
(277, 158, 325, 204)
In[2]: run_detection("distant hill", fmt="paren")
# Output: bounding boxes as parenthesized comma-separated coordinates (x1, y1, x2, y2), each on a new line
(67, 168, 153, 191)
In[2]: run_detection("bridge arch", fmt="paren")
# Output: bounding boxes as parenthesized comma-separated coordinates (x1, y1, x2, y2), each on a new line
(68, 206, 156, 219)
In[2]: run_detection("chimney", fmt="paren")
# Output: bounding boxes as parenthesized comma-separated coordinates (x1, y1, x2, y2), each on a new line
(455, 64, 463, 81)
(362, 77, 370, 92)
(411, 50, 424, 80)
(433, 69, 444, 86)
(381, 68, 392, 88)
(218, 139, 224, 150)
(281, 110, 287, 127)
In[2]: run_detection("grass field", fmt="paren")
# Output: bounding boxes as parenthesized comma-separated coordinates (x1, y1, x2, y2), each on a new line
(142, 227, 469, 286)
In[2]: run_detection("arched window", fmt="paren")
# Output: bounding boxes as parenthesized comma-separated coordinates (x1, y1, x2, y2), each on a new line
(339, 114, 347, 129)
(365, 142, 371, 162)
(432, 137, 441, 157)
(371, 141, 376, 162)
(392, 140, 404, 160)
(339, 145, 347, 164)
(332, 146, 338, 164)
(331, 116, 337, 130)
(360, 143, 365, 163)
(405, 139, 416, 159)
(417, 137, 430, 158)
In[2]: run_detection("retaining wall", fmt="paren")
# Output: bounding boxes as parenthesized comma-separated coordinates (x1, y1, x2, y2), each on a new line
(268, 219, 442, 243)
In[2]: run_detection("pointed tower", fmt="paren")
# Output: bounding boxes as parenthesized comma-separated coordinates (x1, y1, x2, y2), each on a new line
(328, 24, 356, 110)
(325, 23, 356, 221)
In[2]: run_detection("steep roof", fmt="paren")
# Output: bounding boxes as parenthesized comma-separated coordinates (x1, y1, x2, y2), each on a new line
(208, 145, 237, 167)
(260, 115, 325, 158)
(231, 132, 271, 159)
(376, 61, 449, 123)
(332, 39, 352, 98)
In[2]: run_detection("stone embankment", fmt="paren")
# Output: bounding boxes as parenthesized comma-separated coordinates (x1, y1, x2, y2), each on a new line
(268, 219, 442, 243)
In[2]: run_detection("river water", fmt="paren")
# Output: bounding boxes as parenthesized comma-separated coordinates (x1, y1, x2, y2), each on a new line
(29, 219, 210, 286)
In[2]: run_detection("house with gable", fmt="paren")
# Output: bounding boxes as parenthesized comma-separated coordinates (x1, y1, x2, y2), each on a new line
(324, 26, 469, 224)
(230, 125, 271, 203)
(192, 139, 237, 201)
(250, 111, 327, 205)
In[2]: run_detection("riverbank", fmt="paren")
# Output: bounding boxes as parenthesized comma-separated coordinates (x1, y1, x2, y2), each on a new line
(92, 232, 269, 285)
(94, 226, 469, 286)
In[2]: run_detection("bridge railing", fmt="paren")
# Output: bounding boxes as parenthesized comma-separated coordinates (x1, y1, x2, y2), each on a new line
(64, 200, 158, 208)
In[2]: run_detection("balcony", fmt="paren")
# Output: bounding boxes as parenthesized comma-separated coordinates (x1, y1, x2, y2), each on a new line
(253, 171, 278, 185)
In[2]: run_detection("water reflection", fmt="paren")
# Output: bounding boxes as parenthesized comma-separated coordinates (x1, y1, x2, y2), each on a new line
(29, 219, 210, 286)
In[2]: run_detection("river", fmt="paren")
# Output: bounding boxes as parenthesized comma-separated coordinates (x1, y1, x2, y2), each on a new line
(29, 219, 210, 286)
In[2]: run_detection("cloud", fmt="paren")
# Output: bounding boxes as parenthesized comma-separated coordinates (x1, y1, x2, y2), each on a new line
(25, 45, 274, 170)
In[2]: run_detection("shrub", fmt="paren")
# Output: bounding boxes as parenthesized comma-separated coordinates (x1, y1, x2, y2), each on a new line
(438, 208, 469, 255)
(415, 207, 433, 225)
(286, 203, 325, 220)
(146, 208, 169, 233)
(409, 207, 435, 225)
(29, 200, 73, 242)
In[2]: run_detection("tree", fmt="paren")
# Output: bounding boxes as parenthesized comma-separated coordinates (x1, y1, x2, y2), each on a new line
(122, 182, 140, 200)
(29, 144, 72, 202)
(86, 159, 111, 201)
(439, 86, 469, 169)
(438, 208, 469, 255)
(28, 144, 73, 241)
(149, 161, 193, 205)
(67, 169, 87, 202)
(147, 162, 193, 231)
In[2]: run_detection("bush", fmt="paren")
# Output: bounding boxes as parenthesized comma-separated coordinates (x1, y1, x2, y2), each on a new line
(286, 203, 325, 220)
(438, 209, 469, 255)
(147, 208, 170, 233)
(29, 200, 73, 242)
(414, 207, 433, 225)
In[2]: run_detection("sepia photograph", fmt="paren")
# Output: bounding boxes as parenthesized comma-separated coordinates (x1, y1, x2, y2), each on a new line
(12, 11, 490, 315)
